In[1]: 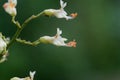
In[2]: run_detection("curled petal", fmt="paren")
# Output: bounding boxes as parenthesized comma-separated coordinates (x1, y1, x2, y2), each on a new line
(30, 71, 36, 80)
(60, 0, 67, 9)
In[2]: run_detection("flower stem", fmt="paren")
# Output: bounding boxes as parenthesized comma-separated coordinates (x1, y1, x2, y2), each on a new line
(12, 16, 21, 28)
(22, 11, 44, 29)
(7, 28, 21, 49)
(7, 11, 44, 49)
(16, 38, 41, 46)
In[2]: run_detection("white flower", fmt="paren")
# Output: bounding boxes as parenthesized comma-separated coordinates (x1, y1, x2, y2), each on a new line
(10, 71, 36, 80)
(0, 51, 8, 63)
(0, 38, 7, 53)
(3, 0, 17, 16)
(0, 33, 9, 63)
(40, 28, 76, 47)
(0, 33, 7, 54)
(10, 77, 24, 80)
(44, 0, 77, 20)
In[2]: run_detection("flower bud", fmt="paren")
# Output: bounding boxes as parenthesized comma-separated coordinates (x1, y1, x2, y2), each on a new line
(3, 0, 17, 16)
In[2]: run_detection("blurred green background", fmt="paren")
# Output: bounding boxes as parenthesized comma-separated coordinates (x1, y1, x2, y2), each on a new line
(0, 0, 120, 80)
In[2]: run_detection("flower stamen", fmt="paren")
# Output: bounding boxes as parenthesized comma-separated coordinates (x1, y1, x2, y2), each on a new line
(70, 13, 78, 19)
(67, 40, 76, 47)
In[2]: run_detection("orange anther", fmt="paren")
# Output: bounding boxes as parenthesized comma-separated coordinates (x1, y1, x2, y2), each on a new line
(70, 13, 78, 18)
(67, 40, 76, 47)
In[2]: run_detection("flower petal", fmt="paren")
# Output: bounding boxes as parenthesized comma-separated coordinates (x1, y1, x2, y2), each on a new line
(60, 0, 67, 9)
(30, 71, 36, 80)
(9, 0, 17, 6)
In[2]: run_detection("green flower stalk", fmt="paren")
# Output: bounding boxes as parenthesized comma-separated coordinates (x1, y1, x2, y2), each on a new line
(2, 0, 77, 65)
(1, 0, 77, 80)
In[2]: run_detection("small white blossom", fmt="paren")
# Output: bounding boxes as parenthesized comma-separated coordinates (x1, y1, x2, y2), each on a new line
(0, 51, 8, 63)
(10, 71, 36, 80)
(0, 33, 9, 63)
(10, 77, 24, 80)
(44, 0, 77, 20)
(0, 33, 7, 54)
(40, 28, 76, 47)
(3, 0, 17, 16)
